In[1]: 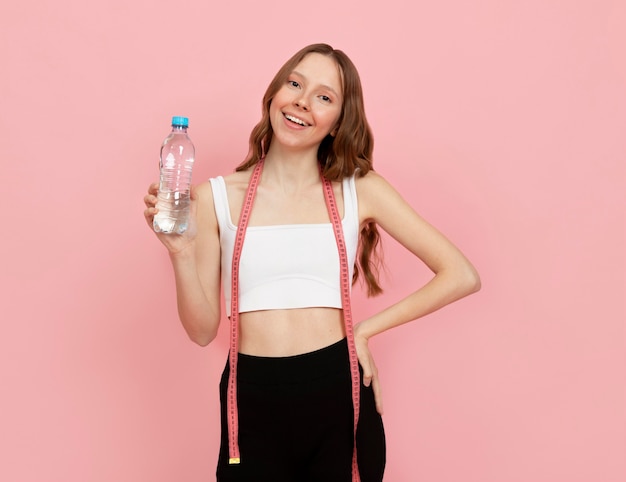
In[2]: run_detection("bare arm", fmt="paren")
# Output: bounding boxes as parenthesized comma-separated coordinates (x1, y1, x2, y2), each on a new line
(353, 171, 481, 412)
(144, 182, 222, 346)
(355, 170, 480, 337)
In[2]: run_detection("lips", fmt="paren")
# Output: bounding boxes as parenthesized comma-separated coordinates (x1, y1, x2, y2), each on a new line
(283, 113, 310, 127)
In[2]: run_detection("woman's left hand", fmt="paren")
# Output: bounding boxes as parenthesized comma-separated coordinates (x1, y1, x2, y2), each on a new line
(354, 327, 383, 415)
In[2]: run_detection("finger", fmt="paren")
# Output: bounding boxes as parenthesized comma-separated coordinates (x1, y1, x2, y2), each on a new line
(371, 374, 384, 415)
(144, 206, 157, 226)
(144, 206, 157, 217)
(189, 186, 198, 215)
(144, 194, 157, 208)
(361, 359, 373, 387)
(186, 186, 199, 234)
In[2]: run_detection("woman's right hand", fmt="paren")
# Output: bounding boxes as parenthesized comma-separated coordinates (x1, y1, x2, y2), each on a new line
(143, 182, 199, 255)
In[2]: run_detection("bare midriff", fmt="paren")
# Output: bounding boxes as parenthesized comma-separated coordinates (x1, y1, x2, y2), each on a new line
(238, 307, 346, 357)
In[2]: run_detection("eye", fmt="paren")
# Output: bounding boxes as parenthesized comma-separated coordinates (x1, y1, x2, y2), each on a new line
(319, 95, 331, 103)
(288, 80, 300, 88)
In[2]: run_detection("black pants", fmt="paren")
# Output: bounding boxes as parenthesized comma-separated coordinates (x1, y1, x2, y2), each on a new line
(216, 338, 386, 482)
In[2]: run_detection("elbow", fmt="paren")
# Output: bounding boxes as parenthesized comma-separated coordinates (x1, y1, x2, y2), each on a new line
(463, 265, 481, 295)
(436, 262, 481, 301)
(185, 322, 218, 347)
(189, 330, 216, 347)
(179, 310, 220, 347)
(444, 263, 480, 300)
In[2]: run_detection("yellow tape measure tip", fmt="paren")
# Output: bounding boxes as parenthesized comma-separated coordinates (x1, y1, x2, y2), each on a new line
(228, 457, 241, 465)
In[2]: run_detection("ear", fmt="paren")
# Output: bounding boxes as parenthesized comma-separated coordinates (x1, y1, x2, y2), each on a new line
(330, 126, 339, 137)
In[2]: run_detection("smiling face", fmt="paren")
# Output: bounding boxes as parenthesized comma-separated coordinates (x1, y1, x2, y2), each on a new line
(268, 53, 344, 156)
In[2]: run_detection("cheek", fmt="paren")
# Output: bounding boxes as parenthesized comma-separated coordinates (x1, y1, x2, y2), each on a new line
(272, 88, 292, 106)
(322, 109, 342, 129)
(268, 100, 283, 123)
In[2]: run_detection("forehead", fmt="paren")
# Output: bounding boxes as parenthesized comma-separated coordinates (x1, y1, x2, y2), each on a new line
(292, 53, 343, 94)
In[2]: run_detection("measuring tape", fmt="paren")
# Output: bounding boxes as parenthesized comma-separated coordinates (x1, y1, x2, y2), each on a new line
(226, 159, 362, 482)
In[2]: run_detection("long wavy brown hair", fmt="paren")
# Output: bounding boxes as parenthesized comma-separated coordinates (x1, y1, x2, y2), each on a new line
(237, 43, 383, 296)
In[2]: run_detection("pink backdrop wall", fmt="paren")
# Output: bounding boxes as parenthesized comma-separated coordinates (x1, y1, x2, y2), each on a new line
(1, 0, 624, 480)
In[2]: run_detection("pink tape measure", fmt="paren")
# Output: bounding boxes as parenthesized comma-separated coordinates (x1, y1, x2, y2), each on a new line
(226, 159, 362, 481)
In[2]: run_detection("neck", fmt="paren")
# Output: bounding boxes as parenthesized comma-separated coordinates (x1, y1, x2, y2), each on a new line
(263, 146, 321, 191)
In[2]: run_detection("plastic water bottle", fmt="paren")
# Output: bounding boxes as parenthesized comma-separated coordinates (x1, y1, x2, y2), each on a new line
(153, 116, 195, 234)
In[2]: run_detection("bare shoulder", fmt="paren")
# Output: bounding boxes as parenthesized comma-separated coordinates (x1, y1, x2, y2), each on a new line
(355, 169, 395, 192)
(220, 169, 257, 223)
(194, 179, 215, 197)
(222, 169, 254, 194)
(194, 169, 249, 204)
(192, 181, 219, 229)
(355, 170, 408, 223)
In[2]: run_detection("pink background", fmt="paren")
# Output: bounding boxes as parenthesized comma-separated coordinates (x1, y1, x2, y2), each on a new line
(1, 0, 624, 480)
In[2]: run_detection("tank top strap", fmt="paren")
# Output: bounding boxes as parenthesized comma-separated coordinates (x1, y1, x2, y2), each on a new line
(209, 176, 232, 230)
(342, 174, 360, 234)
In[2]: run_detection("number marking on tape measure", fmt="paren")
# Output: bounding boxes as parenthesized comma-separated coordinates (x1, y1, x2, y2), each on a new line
(321, 172, 361, 482)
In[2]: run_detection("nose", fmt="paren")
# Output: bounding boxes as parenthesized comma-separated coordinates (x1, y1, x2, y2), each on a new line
(294, 96, 309, 111)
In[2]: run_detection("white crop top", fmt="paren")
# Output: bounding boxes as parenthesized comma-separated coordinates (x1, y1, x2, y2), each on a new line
(209, 175, 360, 316)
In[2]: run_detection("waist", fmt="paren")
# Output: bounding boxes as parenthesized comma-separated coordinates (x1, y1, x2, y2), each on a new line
(234, 337, 350, 385)
(238, 307, 346, 357)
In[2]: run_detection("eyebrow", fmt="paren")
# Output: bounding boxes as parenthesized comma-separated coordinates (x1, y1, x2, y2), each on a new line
(291, 70, 342, 99)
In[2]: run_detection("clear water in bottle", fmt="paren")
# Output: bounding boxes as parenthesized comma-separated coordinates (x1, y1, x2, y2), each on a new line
(153, 116, 195, 234)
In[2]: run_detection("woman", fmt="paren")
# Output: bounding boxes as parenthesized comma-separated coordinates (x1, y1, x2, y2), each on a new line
(144, 43, 480, 482)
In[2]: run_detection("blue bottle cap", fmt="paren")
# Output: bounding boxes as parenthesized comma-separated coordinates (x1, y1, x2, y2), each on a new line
(171, 116, 189, 127)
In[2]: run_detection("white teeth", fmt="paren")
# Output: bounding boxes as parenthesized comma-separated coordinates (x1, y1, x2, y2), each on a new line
(285, 114, 307, 126)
